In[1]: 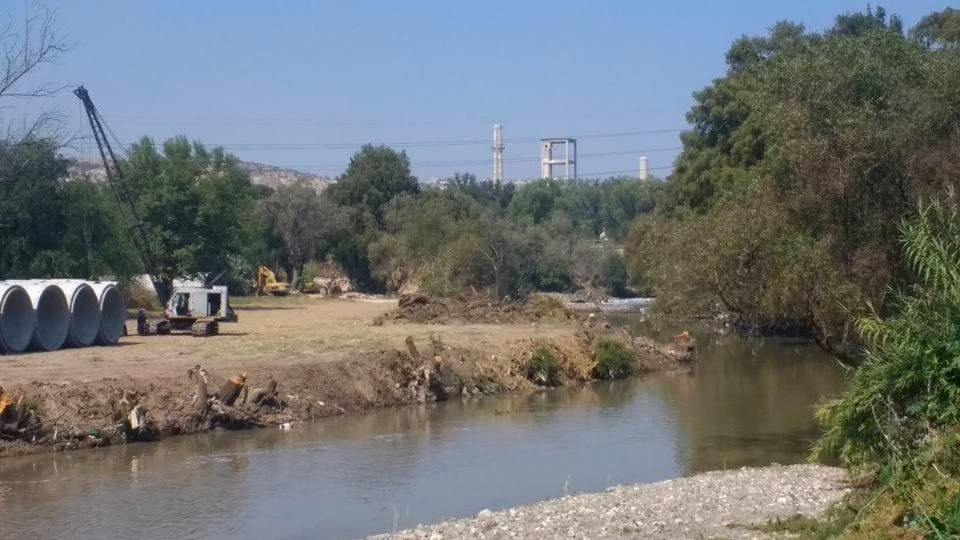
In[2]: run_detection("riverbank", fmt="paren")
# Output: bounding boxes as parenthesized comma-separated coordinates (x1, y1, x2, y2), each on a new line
(0, 296, 688, 458)
(376, 464, 849, 539)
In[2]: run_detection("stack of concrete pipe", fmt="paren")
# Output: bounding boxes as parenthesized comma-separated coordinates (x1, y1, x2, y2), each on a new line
(0, 280, 126, 354)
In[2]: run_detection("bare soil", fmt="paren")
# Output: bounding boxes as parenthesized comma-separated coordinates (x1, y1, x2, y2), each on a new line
(0, 296, 686, 458)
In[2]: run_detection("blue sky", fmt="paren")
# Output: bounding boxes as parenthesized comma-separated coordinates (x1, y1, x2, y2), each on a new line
(12, 1, 952, 180)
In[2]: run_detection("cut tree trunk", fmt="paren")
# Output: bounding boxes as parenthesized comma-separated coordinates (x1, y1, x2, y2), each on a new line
(214, 374, 247, 406)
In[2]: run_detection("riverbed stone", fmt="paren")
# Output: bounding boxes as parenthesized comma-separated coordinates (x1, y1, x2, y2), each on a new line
(372, 464, 848, 539)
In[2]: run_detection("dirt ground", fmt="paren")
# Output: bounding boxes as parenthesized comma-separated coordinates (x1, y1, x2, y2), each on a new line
(0, 295, 686, 458)
(0, 296, 576, 385)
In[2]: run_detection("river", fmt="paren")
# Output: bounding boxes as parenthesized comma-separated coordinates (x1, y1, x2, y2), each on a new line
(0, 319, 847, 539)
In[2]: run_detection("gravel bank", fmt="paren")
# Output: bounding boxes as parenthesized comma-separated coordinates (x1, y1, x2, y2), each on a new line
(375, 464, 848, 539)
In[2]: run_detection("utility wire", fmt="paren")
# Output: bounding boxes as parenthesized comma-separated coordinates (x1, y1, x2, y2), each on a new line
(276, 147, 683, 171)
(78, 127, 685, 151)
(502, 165, 673, 181)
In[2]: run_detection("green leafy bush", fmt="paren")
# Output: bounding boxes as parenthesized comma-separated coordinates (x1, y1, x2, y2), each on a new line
(592, 339, 636, 380)
(814, 200, 960, 537)
(524, 345, 562, 387)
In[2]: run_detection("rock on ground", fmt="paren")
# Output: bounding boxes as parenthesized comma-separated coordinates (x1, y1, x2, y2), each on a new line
(374, 464, 848, 539)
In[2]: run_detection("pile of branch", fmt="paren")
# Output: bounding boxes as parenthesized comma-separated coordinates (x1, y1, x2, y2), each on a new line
(187, 366, 282, 430)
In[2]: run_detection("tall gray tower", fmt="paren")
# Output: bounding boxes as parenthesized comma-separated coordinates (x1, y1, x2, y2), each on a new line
(492, 124, 504, 183)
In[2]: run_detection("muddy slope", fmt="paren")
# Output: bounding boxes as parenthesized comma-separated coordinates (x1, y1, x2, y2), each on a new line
(0, 328, 689, 459)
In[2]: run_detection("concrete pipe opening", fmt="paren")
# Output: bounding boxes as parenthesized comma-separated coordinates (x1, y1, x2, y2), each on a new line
(90, 282, 125, 345)
(12, 282, 70, 352)
(0, 284, 34, 353)
(52, 281, 101, 348)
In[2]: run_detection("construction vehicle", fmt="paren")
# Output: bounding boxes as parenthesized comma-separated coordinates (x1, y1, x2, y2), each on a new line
(75, 85, 236, 336)
(256, 266, 290, 296)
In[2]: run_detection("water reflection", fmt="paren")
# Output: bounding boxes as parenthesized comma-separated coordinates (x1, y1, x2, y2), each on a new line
(0, 324, 846, 540)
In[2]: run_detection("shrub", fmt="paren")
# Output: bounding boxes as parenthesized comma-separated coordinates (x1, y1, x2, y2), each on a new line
(524, 345, 563, 386)
(592, 338, 636, 380)
(814, 201, 960, 537)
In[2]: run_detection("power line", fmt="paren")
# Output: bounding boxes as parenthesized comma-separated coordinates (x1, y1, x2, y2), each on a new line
(76, 127, 685, 151)
(276, 147, 683, 171)
(502, 165, 674, 181)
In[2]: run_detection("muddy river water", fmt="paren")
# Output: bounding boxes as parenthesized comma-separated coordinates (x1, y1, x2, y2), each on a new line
(0, 319, 848, 539)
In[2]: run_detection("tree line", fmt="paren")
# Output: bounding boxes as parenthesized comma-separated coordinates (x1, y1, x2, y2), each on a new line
(1, 137, 660, 298)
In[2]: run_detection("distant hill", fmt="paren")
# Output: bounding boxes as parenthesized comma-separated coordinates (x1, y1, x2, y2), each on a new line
(237, 161, 334, 189)
(67, 159, 334, 190)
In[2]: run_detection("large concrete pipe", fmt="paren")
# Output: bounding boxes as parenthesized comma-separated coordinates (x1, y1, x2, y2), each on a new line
(88, 281, 125, 345)
(48, 280, 101, 348)
(0, 283, 34, 354)
(7, 281, 69, 351)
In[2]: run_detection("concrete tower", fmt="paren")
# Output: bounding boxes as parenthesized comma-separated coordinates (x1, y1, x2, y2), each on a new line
(638, 156, 649, 180)
(539, 138, 577, 180)
(492, 124, 504, 183)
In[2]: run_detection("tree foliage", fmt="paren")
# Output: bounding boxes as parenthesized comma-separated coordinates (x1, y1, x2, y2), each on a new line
(262, 181, 342, 288)
(327, 144, 419, 226)
(121, 137, 264, 291)
(911, 7, 960, 49)
(631, 6, 960, 353)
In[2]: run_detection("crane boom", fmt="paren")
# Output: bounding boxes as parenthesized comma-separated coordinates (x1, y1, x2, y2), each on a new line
(74, 85, 171, 304)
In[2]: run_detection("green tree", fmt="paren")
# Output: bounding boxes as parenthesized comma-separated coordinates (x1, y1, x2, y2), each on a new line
(509, 179, 563, 225)
(829, 4, 902, 37)
(262, 181, 342, 288)
(911, 7, 960, 49)
(448, 171, 514, 208)
(122, 136, 263, 292)
(0, 138, 70, 277)
(327, 144, 419, 226)
(61, 179, 141, 279)
(635, 7, 960, 353)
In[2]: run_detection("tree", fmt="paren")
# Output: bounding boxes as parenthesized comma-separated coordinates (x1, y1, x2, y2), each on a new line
(473, 213, 539, 300)
(121, 137, 264, 292)
(262, 181, 340, 288)
(829, 4, 902, 37)
(632, 6, 960, 353)
(0, 138, 69, 277)
(509, 179, 563, 225)
(725, 21, 807, 74)
(910, 7, 960, 49)
(327, 145, 419, 226)
(448, 171, 515, 208)
(61, 179, 141, 279)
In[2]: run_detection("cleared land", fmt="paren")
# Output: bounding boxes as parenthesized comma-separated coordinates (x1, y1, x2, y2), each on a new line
(0, 296, 576, 385)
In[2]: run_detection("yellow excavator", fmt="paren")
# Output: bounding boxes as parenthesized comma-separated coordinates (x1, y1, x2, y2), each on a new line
(256, 266, 290, 296)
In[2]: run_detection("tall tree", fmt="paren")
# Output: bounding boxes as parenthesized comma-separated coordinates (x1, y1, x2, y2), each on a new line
(121, 137, 263, 291)
(327, 144, 419, 226)
(910, 7, 960, 49)
(261, 181, 340, 288)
